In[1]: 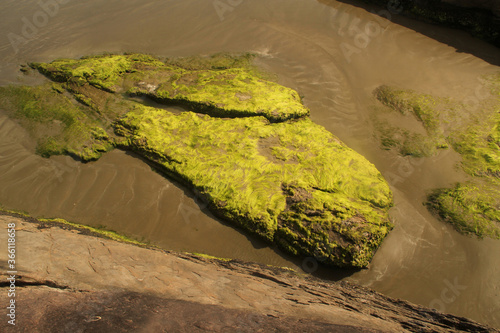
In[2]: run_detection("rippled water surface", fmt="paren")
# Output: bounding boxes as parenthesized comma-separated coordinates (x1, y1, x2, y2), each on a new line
(1, 0, 499, 328)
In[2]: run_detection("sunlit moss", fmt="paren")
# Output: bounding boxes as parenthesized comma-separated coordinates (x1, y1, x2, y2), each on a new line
(0, 206, 148, 246)
(114, 105, 393, 267)
(190, 252, 232, 262)
(31, 53, 309, 122)
(427, 182, 500, 239)
(0, 207, 30, 217)
(39, 217, 149, 246)
(32, 54, 132, 92)
(451, 115, 500, 178)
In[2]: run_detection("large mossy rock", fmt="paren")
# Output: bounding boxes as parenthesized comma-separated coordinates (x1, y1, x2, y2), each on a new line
(5, 53, 393, 267)
(114, 106, 393, 267)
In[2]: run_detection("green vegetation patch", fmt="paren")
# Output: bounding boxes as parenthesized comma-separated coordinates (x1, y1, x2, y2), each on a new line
(373, 117, 443, 157)
(450, 114, 500, 178)
(373, 85, 448, 157)
(374, 85, 442, 132)
(0, 84, 113, 161)
(31, 54, 133, 92)
(374, 74, 500, 239)
(427, 181, 500, 239)
(0, 206, 148, 246)
(0, 206, 240, 261)
(429, 77, 500, 239)
(114, 105, 393, 267)
(190, 252, 232, 262)
(31, 53, 309, 122)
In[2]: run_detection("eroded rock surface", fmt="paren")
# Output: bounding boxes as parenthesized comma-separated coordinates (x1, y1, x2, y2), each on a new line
(0, 214, 496, 332)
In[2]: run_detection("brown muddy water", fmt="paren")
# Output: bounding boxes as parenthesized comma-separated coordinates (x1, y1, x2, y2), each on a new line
(1, 0, 499, 328)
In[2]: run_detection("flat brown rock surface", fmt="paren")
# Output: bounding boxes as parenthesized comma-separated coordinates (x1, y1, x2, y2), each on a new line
(0, 213, 497, 332)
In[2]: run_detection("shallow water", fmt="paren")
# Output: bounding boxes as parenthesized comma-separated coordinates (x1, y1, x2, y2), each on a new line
(1, 0, 499, 328)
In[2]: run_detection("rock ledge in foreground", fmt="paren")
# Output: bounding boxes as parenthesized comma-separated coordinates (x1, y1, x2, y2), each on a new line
(0, 213, 496, 333)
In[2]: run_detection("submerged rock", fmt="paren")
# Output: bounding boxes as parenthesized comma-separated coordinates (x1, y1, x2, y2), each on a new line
(0, 84, 113, 161)
(6, 53, 393, 267)
(372, 76, 500, 240)
(373, 85, 449, 157)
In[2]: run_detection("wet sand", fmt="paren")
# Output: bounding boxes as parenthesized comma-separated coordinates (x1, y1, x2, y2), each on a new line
(0, 0, 499, 327)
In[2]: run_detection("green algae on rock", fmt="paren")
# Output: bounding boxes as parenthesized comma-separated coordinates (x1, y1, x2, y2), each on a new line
(428, 74, 500, 239)
(373, 85, 449, 157)
(31, 53, 309, 122)
(5, 53, 394, 267)
(373, 75, 500, 239)
(114, 105, 393, 267)
(0, 84, 113, 161)
(428, 109, 500, 239)
(427, 181, 500, 239)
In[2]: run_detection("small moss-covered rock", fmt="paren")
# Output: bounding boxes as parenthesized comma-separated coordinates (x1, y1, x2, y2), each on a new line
(428, 112, 500, 239)
(427, 182, 500, 239)
(427, 74, 500, 239)
(374, 85, 442, 132)
(114, 105, 393, 267)
(31, 54, 309, 122)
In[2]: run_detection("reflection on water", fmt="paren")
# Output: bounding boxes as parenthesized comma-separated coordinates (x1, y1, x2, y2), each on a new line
(1, 0, 499, 328)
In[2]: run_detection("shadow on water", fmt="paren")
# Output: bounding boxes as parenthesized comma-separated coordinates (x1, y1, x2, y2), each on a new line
(318, 0, 500, 66)
(127, 95, 190, 114)
(309, 263, 362, 281)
